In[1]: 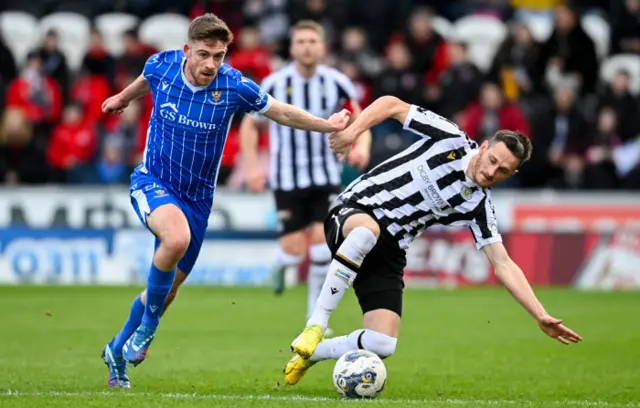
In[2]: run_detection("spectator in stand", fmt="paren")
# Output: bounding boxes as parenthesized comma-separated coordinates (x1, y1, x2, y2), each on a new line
(538, 4, 599, 95)
(102, 89, 146, 166)
(610, 0, 640, 54)
(37, 29, 70, 103)
(427, 40, 483, 123)
(73, 31, 115, 128)
(69, 135, 131, 185)
(81, 28, 116, 88)
(598, 69, 640, 143)
(373, 41, 425, 106)
(462, 82, 531, 144)
(339, 27, 383, 81)
(115, 28, 157, 91)
(242, 0, 291, 58)
(228, 26, 272, 83)
(402, 7, 449, 84)
(0, 108, 46, 184)
(534, 78, 589, 189)
(6, 51, 63, 127)
(0, 32, 17, 112)
(489, 21, 544, 102)
(46, 103, 98, 182)
(190, 0, 246, 37)
(583, 107, 623, 189)
(337, 58, 373, 107)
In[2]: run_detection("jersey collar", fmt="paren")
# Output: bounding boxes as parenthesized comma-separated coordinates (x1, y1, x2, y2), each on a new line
(461, 148, 481, 187)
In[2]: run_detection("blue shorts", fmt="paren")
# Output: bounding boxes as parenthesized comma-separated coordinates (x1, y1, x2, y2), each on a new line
(129, 172, 209, 274)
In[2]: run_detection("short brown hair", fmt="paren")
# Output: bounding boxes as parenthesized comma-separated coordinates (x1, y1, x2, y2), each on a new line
(290, 20, 325, 40)
(490, 130, 532, 166)
(188, 13, 233, 44)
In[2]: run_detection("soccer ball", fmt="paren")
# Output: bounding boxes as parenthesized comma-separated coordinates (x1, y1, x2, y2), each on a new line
(333, 350, 387, 399)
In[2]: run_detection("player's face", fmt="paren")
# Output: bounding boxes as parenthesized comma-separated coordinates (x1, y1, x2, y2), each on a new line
(290, 29, 325, 67)
(184, 39, 228, 86)
(472, 141, 520, 188)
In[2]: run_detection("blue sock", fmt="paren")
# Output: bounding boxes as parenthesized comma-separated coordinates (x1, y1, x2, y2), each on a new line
(110, 295, 145, 357)
(142, 263, 176, 328)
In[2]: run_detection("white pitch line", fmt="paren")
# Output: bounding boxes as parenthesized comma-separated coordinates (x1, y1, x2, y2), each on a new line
(2, 390, 639, 407)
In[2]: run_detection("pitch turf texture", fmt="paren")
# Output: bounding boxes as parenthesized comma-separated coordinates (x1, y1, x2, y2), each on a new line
(1, 286, 638, 408)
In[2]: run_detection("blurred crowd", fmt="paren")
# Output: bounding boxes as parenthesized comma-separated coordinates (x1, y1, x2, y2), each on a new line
(0, 0, 639, 190)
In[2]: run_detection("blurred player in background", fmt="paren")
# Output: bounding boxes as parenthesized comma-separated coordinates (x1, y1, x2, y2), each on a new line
(100, 13, 351, 389)
(284, 96, 583, 385)
(239, 21, 371, 326)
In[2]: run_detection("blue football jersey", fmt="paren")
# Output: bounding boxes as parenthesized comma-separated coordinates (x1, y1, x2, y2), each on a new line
(136, 49, 272, 211)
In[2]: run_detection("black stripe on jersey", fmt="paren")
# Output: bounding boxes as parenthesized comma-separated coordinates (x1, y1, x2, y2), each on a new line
(426, 147, 466, 170)
(285, 75, 297, 185)
(408, 119, 460, 141)
(390, 208, 434, 237)
(275, 125, 283, 188)
(303, 80, 313, 184)
(446, 186, 479, 208)
(336, 82, 350, 109)
(472, 196, 493, 239)
(378, 191, 424, 214)
(319, 75, 330, 182)
(353, 171, 413, 200)
(360, 132, 458, 184)
(436, 170, 465, 190)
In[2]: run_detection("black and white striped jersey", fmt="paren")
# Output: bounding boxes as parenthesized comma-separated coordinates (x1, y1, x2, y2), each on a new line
(337, 104, 502, 250)
(256, 63, 357, 191)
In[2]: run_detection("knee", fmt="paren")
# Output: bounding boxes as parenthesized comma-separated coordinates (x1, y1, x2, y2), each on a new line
(361, 330, 397, 359)
(280, 233, 306, 258)
(309, 243, 332, 265)
(343, 215, 380, 240)
(162, 233, 190, 258)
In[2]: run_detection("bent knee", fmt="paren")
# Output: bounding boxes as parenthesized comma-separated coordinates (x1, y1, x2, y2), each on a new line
(361, 330, 397, 359)
(343, 214, 380, 239)
(163, 234, 191, 257)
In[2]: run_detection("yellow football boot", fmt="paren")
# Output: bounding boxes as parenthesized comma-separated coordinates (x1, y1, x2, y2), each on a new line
(290, 325, 323, 358)
(284, 354, 316, 385)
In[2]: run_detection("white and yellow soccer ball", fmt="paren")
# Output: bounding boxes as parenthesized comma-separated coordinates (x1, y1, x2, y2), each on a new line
(333, 350, 387, 399)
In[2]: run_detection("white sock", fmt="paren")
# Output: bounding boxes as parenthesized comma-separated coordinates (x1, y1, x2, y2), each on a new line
(307, 243, 332, 321)
(310, 330, 364, 361)
(306, 227, 378, 330)
(275, 246, 303, 269)
(310, 329, 398, 361)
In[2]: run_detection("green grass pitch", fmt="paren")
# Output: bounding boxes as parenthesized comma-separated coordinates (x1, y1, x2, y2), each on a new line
(1, 285, 639, 408)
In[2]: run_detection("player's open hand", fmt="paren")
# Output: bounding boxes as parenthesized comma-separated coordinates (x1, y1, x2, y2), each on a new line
(328, 109, 351, 132)
(102, 94, 129, 115)
(537, 314, 582, 345)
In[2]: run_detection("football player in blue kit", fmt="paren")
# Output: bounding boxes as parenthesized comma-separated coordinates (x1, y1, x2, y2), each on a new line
(99, 13, 351, 388)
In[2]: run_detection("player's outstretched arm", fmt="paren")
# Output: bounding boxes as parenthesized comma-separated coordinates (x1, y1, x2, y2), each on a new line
(482, 242, 583, 345)
(102, 74, 151, 114)
(328, 96, 410, 155)
(263, 99, 350, 133)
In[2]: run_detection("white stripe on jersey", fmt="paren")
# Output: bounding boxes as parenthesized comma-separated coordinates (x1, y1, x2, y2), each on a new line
(338, 105, 502, 250)
(260, 64, 356, 191)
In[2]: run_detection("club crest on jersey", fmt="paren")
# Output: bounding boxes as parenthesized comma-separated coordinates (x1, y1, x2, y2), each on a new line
(462, 186, 473, 200)
(155, 189, 166, 197)
(211, 90, 223, 103)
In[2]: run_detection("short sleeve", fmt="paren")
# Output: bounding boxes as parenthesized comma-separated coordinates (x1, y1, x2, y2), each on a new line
(237, 75, 273, 114)
(334, 71, 358, 101)
(468, 195, 502, 249)
(402, 105, 465, 140)
(142, 53, 162, 81)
